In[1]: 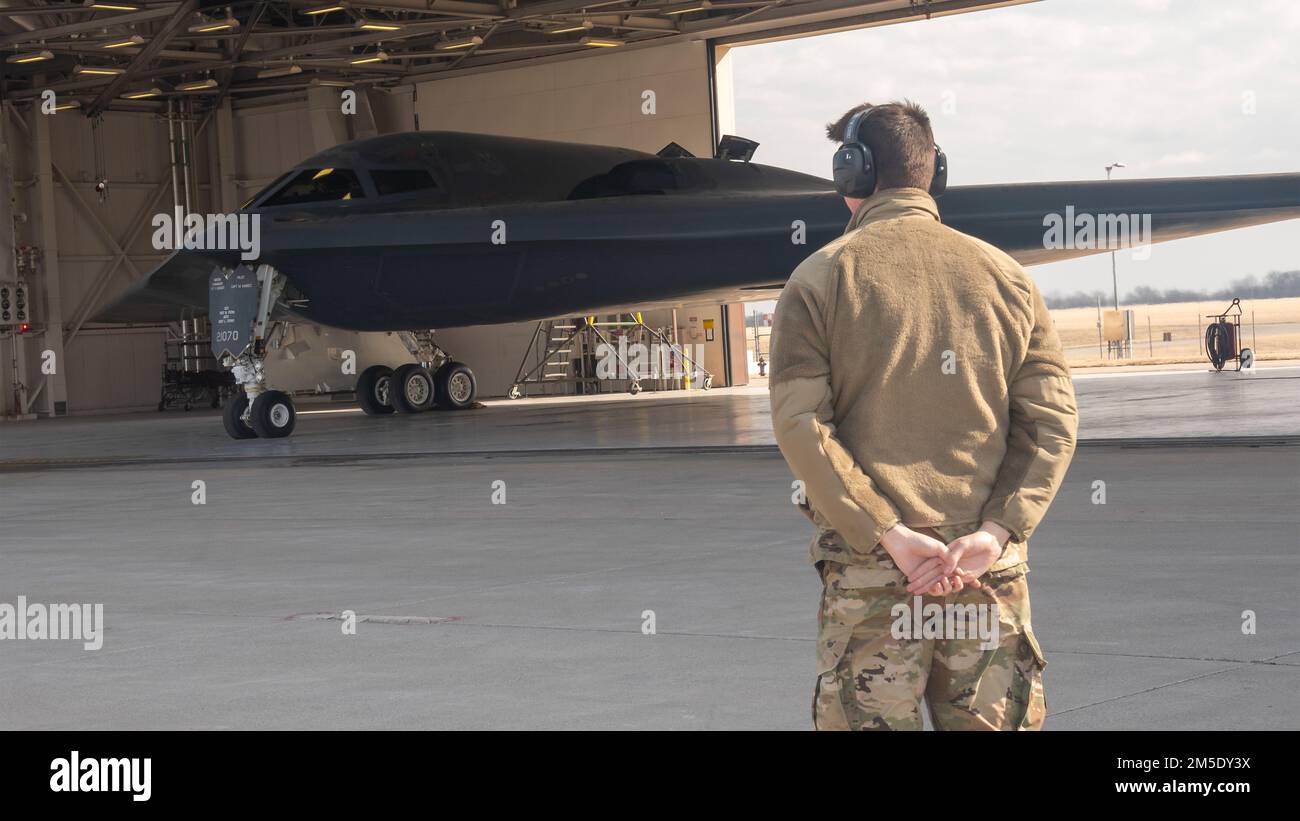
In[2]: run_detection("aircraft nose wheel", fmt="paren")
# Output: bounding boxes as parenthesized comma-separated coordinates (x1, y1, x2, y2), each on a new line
(249, 390, 297, 438)
(222, 392, 257, 439)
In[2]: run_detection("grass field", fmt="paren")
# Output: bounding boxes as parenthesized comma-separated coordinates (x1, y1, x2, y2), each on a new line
(1052, 296, 1300, 367)
(744, 296, 1300, 370)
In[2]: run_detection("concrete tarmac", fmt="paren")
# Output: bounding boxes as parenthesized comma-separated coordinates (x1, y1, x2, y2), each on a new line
(1, 364, 1297, 467)
(0, 367, 1296, 729)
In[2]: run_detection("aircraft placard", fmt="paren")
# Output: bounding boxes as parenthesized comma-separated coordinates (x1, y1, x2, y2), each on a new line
(209, 265, 258, 360)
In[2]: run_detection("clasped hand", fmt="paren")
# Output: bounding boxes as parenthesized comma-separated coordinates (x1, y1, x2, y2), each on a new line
(879, 522, 1009, 597)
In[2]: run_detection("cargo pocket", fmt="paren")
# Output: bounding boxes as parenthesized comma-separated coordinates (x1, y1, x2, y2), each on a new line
(812, 559, 920, 730)
(1015, 626, 1048, 730)
(812, 561, 853, 730)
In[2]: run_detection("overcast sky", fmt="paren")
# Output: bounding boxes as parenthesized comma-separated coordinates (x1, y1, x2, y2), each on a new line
(730, 0, 1300, 300)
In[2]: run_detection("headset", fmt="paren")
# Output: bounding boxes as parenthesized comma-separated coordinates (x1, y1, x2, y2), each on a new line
(831, 106, 948, 198)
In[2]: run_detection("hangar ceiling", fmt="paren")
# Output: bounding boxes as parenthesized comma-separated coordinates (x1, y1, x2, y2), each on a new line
(0, 0, 1032, 114)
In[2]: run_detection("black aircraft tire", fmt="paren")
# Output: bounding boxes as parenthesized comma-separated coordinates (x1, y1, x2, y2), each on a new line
(391, 364, 435, 413)
(249, 390, 297, 438)
(434, 362, 477, 410)
(356, 364, 395, 415)
(222, 392, 258, 440)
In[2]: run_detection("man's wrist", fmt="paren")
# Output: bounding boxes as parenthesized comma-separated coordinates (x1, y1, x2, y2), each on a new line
(979, 520, 1012, 547)
(879, 522, 909, 551)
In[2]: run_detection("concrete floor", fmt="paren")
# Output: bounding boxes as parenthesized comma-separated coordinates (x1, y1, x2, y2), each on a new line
(1, 366, 1297, 729)
(1, 364, 1298, 467)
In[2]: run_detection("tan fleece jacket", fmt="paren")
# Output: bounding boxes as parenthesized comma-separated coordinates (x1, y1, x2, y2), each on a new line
(769, 187, 1078, 568)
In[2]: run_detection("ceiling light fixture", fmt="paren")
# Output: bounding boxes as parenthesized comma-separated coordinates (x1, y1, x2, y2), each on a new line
(355, 19, 402, 32)
(434, 35, 482, 51)
(84, 1, 141, 10)
(302, 2, 346, 14)
(176, 78, 218, 92)
(662, 0, 711, 13)
(349, 50, 389, 64)
(102, 34, 145, 49)
(579, 36, 623, 48)
(188, 13, 240, 34)
(6, 50, 55, 64)
(257, 64, 303, 79)
(121, 87, 162, 99)
(545, 21, 593, 34)
(74, 64, 126, 76)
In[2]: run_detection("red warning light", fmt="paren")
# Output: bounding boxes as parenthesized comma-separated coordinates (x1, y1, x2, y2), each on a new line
(18, 322, 29, 334)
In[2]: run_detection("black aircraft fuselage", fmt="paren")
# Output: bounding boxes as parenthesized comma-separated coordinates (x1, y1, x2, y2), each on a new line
(96, 131, 1300, 330)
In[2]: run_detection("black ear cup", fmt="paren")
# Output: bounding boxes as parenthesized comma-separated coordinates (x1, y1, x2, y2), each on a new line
(832, 144, 877, 199)
(930, 146, 948, 197)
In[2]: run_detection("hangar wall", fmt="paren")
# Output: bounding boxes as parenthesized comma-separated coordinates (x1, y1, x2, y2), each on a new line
(411, 40, 715, 156)
(1, 104, 192, 418)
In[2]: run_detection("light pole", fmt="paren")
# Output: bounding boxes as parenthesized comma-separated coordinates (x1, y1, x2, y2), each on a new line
(1104, 162, 1126, 312)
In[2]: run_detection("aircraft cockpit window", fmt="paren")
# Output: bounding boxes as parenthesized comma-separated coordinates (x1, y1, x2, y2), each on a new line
(370, 169, 439, 196)
(261, 168, 365, 206)
(567, 159, 681, 200)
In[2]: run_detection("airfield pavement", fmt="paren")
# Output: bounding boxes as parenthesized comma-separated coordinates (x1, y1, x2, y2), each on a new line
(1, 365, 1296, 729)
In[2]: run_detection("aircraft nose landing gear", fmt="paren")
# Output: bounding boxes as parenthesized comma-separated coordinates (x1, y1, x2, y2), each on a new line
(249, 389, 297, 438)
(212, 263, 299, 440)
(222, 392, 257, 439)
(221, 352, 297, 440)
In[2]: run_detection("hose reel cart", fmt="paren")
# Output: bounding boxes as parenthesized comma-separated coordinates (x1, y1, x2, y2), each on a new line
(1204, 298, 1254, 372)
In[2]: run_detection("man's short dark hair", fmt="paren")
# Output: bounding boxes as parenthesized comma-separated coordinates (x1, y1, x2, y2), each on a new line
(826, 100, 936, 192)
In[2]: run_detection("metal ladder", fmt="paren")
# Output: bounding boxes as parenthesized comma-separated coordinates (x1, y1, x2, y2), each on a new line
(508, 314, 712, 399)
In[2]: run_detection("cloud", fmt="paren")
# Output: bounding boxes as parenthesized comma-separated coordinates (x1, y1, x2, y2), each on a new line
(1155, 150, 1209, 167)
(728, 0, 1299, 293)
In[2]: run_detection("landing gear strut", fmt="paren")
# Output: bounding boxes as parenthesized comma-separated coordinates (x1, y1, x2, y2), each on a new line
(354, 331, 477, 416)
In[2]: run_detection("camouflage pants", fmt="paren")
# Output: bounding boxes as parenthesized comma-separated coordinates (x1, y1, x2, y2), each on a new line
(813, 543, 1047, 731)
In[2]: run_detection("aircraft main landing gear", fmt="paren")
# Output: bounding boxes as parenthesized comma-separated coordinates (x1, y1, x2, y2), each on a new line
(355, 331, 477, 417)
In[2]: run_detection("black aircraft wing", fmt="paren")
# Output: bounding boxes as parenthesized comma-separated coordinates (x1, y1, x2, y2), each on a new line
(91, 132, 1300, 331)
(939, 173, 1300, 266)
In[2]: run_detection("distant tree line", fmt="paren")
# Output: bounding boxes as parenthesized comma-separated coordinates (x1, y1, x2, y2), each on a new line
(1044, 270, 1300, 309)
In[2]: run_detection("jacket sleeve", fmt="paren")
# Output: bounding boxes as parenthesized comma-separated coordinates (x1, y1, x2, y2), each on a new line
(980, 284, 1079, 541)
(768, 277, 903, 551)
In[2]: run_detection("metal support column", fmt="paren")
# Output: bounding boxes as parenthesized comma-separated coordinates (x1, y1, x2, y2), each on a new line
(28, 91, 68, 416)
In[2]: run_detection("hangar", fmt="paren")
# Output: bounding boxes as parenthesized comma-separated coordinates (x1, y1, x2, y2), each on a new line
(0, 0, 1038, 420)
(1, 0, 1297, 732)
